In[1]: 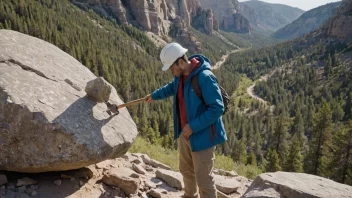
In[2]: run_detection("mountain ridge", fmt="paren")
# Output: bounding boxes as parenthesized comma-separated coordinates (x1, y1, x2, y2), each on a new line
(273, 2, 342, 40)
(239, 0, 305, 34)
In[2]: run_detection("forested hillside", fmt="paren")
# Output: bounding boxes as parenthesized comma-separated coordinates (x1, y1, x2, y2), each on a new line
(216, 8, 352, 184)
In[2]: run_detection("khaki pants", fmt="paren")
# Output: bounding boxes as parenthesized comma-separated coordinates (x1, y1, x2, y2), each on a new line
(178, 134, 217, 198)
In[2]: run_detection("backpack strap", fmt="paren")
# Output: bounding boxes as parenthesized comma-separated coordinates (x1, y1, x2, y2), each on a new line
(192, 72, 230, 115)
(191, 74, 206, 105)
(191, 73, 218, 141)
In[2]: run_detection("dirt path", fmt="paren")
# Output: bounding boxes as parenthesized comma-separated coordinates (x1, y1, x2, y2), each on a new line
(212, 49, 241, 70)
(246, 84, 267, 104)
(246, 67, 283, 107)
(246, 74, 270, 105)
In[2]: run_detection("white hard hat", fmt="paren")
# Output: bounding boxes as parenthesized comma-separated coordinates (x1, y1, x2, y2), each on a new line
(160, 43, 188, 71)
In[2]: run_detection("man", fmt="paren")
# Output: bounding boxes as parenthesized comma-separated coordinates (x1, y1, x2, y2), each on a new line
(145, 42, 227, 198)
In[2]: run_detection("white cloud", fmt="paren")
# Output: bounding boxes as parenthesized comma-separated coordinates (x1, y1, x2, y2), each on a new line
(238, 0, 342, 11)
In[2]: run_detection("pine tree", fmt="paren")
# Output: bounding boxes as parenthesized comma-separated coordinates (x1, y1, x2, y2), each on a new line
(232, 138, 247, 164)
(266, 149, 281, 172)
(344, 92, 352, 121)
(151, 118, 160, 143)
(292, 110, 307, 151)
(139, 110, 149, 137)
(331, 121, 352, 185)
(305, 100, 333, 177)
(286, 134, 304, 172)
(273, 115, 290, 168)
(332, 101, 344, 121)
(147, 127, 157, 144)
(247, 151, 257, 166)
(324, 54, 332, 78)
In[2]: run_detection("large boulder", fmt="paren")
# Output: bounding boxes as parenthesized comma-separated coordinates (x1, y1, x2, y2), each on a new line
(243, 172, 352, 198)
(0, 30, 138, 172)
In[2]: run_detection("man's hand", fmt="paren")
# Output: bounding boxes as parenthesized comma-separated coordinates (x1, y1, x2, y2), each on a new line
(144, 94, 155, 103)
(182, 124, 193, 139)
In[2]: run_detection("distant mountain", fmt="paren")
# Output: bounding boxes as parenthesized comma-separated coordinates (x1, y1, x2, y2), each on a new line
(239, 0, 305, 34)
(272, 2, 342, 40)
(199, 0, 251, 33)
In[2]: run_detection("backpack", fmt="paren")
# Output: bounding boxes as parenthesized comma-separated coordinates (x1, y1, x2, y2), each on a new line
(191, 74, 230, 115)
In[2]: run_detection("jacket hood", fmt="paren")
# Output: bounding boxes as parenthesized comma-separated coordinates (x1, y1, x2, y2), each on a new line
(186, 54, 212, 79)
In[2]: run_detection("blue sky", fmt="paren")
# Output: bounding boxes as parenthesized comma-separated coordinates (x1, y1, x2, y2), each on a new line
(238, 0, 342, 11)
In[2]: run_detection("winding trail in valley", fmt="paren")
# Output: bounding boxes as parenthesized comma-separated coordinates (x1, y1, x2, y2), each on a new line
(246, 75, 269, 105)
(212, 49, 241, 70)
(246, 66, 286, 105)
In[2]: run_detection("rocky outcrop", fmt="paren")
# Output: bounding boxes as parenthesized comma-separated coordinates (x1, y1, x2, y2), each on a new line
(0, 30, 138, 173)
(239, 4, 258, 27)
(199, 0, 251, 33)
(273, 2, 342, 40)
(192, 8, 218, 34)
(226, 13, 250, 33)
(322, 0, 352, 40)
(155, 169, 184, 190)
(170, 17, 203, 53)
(72, 0, 215, 35)
(239, 0, 304, 34)
(95, 153, 252, 196)
(1, 152, 352, 198)
(73, 0, 170, 35)
(0, 152, 252, 197)
(102, 167, 141, 195)
(243, 172, 352, 198)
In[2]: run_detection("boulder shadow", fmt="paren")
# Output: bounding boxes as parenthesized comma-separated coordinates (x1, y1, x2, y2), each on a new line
(52, 95, 118, 158)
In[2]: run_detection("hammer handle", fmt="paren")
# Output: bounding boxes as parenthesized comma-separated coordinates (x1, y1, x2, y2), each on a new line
(117, 98, 145, 109)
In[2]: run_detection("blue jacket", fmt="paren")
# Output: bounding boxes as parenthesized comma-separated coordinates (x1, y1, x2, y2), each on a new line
(151, 54, 227, 152)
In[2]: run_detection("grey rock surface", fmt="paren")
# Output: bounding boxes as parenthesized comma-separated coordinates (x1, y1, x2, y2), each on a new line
(0, 30, 138, 172)
(102, 167, 140, 195)
(155, 169, 184, 190)
(243, 172, 352, 198)
(85, 77, 111, 103)
(214, 175, 241, 194)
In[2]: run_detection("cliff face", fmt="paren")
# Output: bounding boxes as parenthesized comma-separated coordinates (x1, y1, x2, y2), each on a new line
(272, 2, 342, 40)
(192, 8, 218, 34)
(73, 0, 215, 35)
(239, 3, 258, 27)
(199, 0, 251, 33)
(323, 0, 352, 40)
